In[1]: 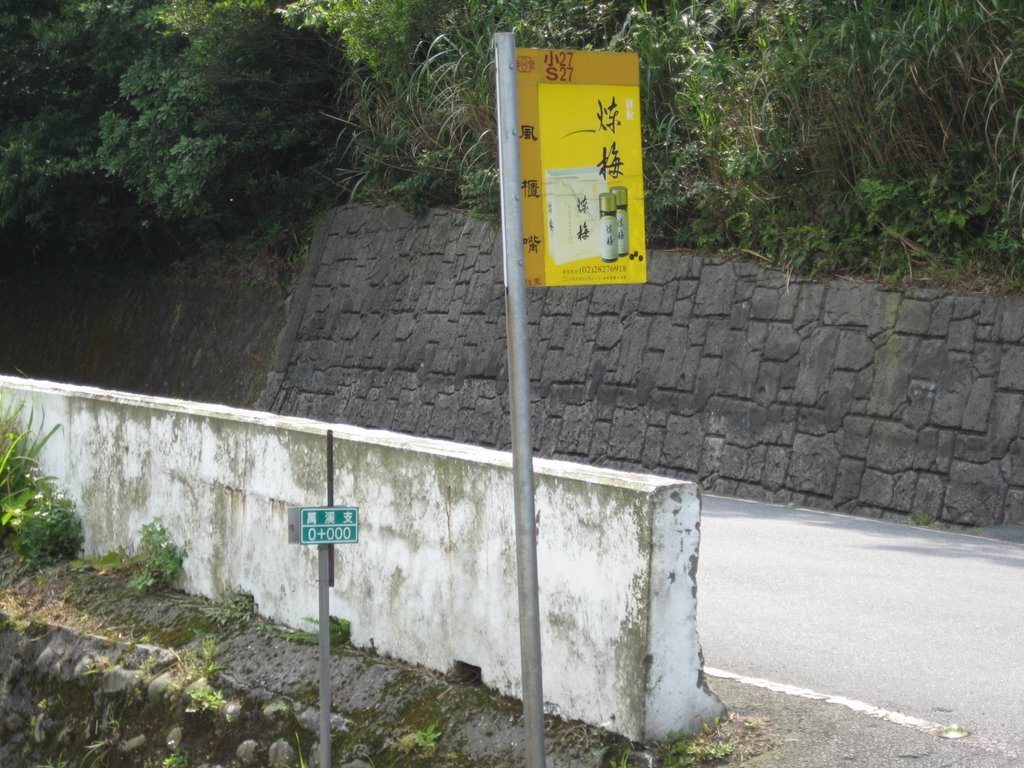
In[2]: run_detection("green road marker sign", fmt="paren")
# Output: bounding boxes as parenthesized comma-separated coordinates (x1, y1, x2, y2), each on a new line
(288, 506, 359, 545)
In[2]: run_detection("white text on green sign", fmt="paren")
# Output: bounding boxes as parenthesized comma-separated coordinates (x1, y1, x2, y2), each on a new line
(300, 507, 359, 545)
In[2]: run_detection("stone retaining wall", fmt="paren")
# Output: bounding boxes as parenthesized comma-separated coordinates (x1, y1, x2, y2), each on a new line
(0, 274, 285, 408)
(260, 204, 1024, 526)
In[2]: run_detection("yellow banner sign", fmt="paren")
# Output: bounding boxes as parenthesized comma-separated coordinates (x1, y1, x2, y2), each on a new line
(516, 48, 646, 287)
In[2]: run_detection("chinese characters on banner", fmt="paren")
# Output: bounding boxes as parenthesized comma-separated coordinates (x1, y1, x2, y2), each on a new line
(516, 48, 646, 286)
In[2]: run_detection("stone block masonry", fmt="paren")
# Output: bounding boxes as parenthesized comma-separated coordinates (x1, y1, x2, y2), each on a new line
(260, 204, 1024, 527)
(0, 275, 286, 408)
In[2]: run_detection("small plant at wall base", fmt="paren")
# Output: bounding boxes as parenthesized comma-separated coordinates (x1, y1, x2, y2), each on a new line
(3, 494, 83, 569)
(398, 722, 442, 756)
(130, 518, 186, 594)
(1, 396, 57, 505)
(185, 685, 225, 715)
(281, 615, 351, 645)
(203, 587, 256, 629)
(1, 396, 83, 569)
(658, 721, 735, 767)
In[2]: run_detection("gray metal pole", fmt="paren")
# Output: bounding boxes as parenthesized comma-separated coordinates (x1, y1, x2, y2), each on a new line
(494, 30, 547, 768)
(319, 431, 334, 768)
(318, 546, 331, 768)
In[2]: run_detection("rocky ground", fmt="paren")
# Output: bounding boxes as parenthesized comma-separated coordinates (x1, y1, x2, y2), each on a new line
(0, 558, 777, 768)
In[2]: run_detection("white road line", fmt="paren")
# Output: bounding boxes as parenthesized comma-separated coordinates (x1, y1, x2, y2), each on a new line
(704, 666, 949, 734)
(704, 667, 1019, 759)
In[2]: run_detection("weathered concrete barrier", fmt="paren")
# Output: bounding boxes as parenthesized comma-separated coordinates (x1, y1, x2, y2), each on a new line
(1, 375, 724, 741)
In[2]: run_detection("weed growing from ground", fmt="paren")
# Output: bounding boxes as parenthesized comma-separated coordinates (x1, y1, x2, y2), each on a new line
(398, 722, 442, 756)
(162, 748, 189, 768)
(202, 587, 256, 629)
(279, 615, 351, 645)
(185, 685, 225, 715)
(130, 518, 185, 594)
(658, 719, 735, 766)
(31, 757, 70, 768)
(175, 634, 222, 684)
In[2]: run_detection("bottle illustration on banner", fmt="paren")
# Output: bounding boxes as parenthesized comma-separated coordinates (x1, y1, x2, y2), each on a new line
(544, 167, 606, 265)
(599, 192, 618, 262)
(610, 185, 628, 258)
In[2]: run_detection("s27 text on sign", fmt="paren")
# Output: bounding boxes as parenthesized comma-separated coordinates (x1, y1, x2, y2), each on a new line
(516, 48, 646, 287)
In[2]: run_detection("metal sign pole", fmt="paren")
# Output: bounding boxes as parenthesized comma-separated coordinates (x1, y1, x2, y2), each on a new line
(319, 430, 334, 768)
(285, 434, 358, 768)
(494, 30, 547, 768)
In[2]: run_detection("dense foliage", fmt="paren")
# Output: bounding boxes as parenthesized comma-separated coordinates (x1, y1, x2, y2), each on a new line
(625, 0, 1024, 285)
(0, 0, 348, 272)
(2, 0, 1022, 286)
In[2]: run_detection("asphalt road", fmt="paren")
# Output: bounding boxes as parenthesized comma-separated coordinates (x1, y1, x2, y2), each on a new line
(696, 495, 1024, 762)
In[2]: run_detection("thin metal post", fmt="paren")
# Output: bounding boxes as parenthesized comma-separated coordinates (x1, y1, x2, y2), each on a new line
(494, 30, 547, 768)
(319, 430, 334, 768)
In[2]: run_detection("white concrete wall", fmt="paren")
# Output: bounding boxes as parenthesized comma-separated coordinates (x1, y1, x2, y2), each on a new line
(1, 376, 724, 741)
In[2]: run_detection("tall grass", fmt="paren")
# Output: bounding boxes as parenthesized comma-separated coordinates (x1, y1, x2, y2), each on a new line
(328, 0, 646, 214)
(340, 14, 499, 214)
(1, 394, 81, 569)
(766, 0, 1024, 278)
(285, 0, 1024, 287)
(0, 395, 58, 518)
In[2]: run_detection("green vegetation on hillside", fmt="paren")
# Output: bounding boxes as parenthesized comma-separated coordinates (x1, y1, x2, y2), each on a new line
(2, 0, 1022, 289)
(0, 0, 348, 272)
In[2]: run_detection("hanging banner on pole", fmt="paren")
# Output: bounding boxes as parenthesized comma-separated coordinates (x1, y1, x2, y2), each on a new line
(516, 48, 647, 287)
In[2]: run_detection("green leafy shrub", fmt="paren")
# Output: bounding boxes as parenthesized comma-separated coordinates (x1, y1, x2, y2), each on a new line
(2, 0, 350, 272)
(130, 517, 186, 594)
(5, 495, 83, 568)
(280, 0, 453, 82)
(1, 396, 82, 568)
